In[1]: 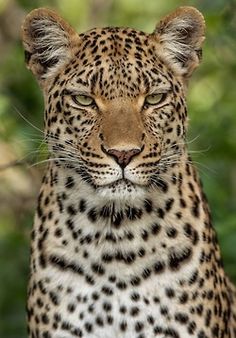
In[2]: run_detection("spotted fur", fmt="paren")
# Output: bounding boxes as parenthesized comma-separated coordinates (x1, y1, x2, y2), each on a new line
(22, 6, 236, 338)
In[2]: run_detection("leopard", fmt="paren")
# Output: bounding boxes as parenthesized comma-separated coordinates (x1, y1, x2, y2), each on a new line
(21, 6, 236, 338)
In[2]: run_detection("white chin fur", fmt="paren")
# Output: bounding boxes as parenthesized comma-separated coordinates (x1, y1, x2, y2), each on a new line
(96, 180, 147, 204)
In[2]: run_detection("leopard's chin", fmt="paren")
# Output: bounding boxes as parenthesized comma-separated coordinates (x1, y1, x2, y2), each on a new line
(96, 178, 147, 202)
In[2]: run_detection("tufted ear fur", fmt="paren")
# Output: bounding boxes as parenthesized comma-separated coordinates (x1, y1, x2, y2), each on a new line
(154, 7, 205, 78)
(21, 8, 79, 83)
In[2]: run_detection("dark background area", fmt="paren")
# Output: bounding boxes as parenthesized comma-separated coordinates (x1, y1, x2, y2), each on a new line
(0, 0, 235, 337)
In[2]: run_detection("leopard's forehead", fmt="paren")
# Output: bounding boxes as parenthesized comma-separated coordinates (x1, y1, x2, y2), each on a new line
(64, 27, 172, 99)
(79, 26, 149, 54)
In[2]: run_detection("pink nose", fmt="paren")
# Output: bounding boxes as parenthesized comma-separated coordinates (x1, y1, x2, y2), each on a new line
(105, 148, 142, 168)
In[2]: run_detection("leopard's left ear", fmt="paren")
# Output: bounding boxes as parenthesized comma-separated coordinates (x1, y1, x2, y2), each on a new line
(153, 7, 205, 78)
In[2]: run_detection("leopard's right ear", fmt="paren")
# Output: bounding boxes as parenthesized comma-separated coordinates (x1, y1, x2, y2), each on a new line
(21, 8, 79, 82)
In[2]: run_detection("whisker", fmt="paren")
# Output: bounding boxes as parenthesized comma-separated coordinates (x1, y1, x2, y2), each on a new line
(13, 105, 44, 134)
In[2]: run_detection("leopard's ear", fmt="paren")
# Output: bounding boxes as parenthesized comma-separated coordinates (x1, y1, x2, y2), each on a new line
(154, 6, 205, 78)
(21, 8, 79, 82)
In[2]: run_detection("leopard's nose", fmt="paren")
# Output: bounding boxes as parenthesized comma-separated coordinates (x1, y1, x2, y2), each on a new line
(102, 146, 143, 168)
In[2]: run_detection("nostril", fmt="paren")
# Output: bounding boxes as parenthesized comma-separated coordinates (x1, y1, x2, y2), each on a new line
(102, 146, 143, 168)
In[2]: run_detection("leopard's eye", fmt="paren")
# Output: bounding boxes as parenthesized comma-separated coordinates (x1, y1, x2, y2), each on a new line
(145, 93, 167, 106)
(72, 94, 94, 106)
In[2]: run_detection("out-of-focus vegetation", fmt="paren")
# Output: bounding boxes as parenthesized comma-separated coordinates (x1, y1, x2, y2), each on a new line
(0, 0, 235, 337)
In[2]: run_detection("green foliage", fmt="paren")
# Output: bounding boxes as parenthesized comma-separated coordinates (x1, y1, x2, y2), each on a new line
(0, 0, 235, 337)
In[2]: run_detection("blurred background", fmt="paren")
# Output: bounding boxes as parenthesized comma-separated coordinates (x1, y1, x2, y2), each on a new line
(0, 0, 235, 337)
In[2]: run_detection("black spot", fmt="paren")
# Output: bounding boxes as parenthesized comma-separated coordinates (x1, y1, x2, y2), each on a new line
(165, 288, 175, 298)
(151, 223, 161, 235)
(112, 211, 123, 227)
(116, 280, 127, 290)
(101, 286, 113, 296)
(157, 208, 165, 219)
(103, 302, 112, 312)
(49, 291, 59, 306)
(164, 327, 180, 338)
(153, 296, 160, 303)
(84, 322, 93, 333)
(142, 268, 151, 279)
(154, 326, 163, 334)
(67, 303, 75, 313)
(130, 276, 141, 286)
(107, 315, 113, 325)
(49, 254, 84, 275)
(153, 178, 168, 192)
(101, 253, 113, 263)
(124, 251, 136, 264)
(65, 176, 74, 189)
(108, 275, 116, 283)
(119, 305, 127, 313)
(79, 199, 87, 212)
(135, 321, 144, 332)
(160, 306, 169, 316)
(41, 313, 49, 324)
(126, 207, 143, 220)
(188, 321, 196, 334)
(188, 269, 198, 285)
(67, 204, 77, 216)
(39, 254, 46, 268)
(138, 248, 146, 257)
(100, 205, 111, 218)
(180, 198, 187, 208)
(87, 208, 97, 222)
(165, 198, 174, 211)
(144, 199, 153, 213)
(153, 261, 165, 274)
(131, 292, 140, 302)
(191, 198, 200, 218)
(130, 307, 139, 317)
(168, 247, 192, 271)
(179, 292, 188, 304)
(198, 330, 207, 338)
(184, 223, 199, 245)
(120, 321, 127, 331)
(42, 331, 51, 338)
(166, 227, 177, 238)
(105, 232, 117, 242)
(147, 315, 155, 325)
(96, 316, 104, 327)
(91, 263, 105, 275)
(85, 274, 95, 285)
(56, 101, 62, 113)
(91, 292, 99, 301)
(141, 230, 149, 241)
(175, 312, 189, 324)
(126, 231, 134, 240)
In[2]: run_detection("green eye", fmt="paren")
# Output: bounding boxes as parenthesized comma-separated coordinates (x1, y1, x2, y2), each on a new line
(72, 94, 94, 106)
(145, 93, 167, 106)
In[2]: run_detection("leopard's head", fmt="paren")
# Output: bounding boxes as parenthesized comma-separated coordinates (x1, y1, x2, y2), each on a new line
(22, 7, 205, 200)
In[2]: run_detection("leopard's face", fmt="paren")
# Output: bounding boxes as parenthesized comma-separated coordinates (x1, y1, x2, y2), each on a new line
(44, 28, 187, 197)
(22, 8, 204, 198)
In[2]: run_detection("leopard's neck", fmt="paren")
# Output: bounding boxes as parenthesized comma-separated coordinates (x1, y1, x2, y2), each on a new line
(32, 157, 224, 289)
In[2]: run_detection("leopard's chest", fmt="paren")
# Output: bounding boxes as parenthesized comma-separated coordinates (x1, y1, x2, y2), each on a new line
(28, 209, 204, 338)
(29, 266, 202, 338)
